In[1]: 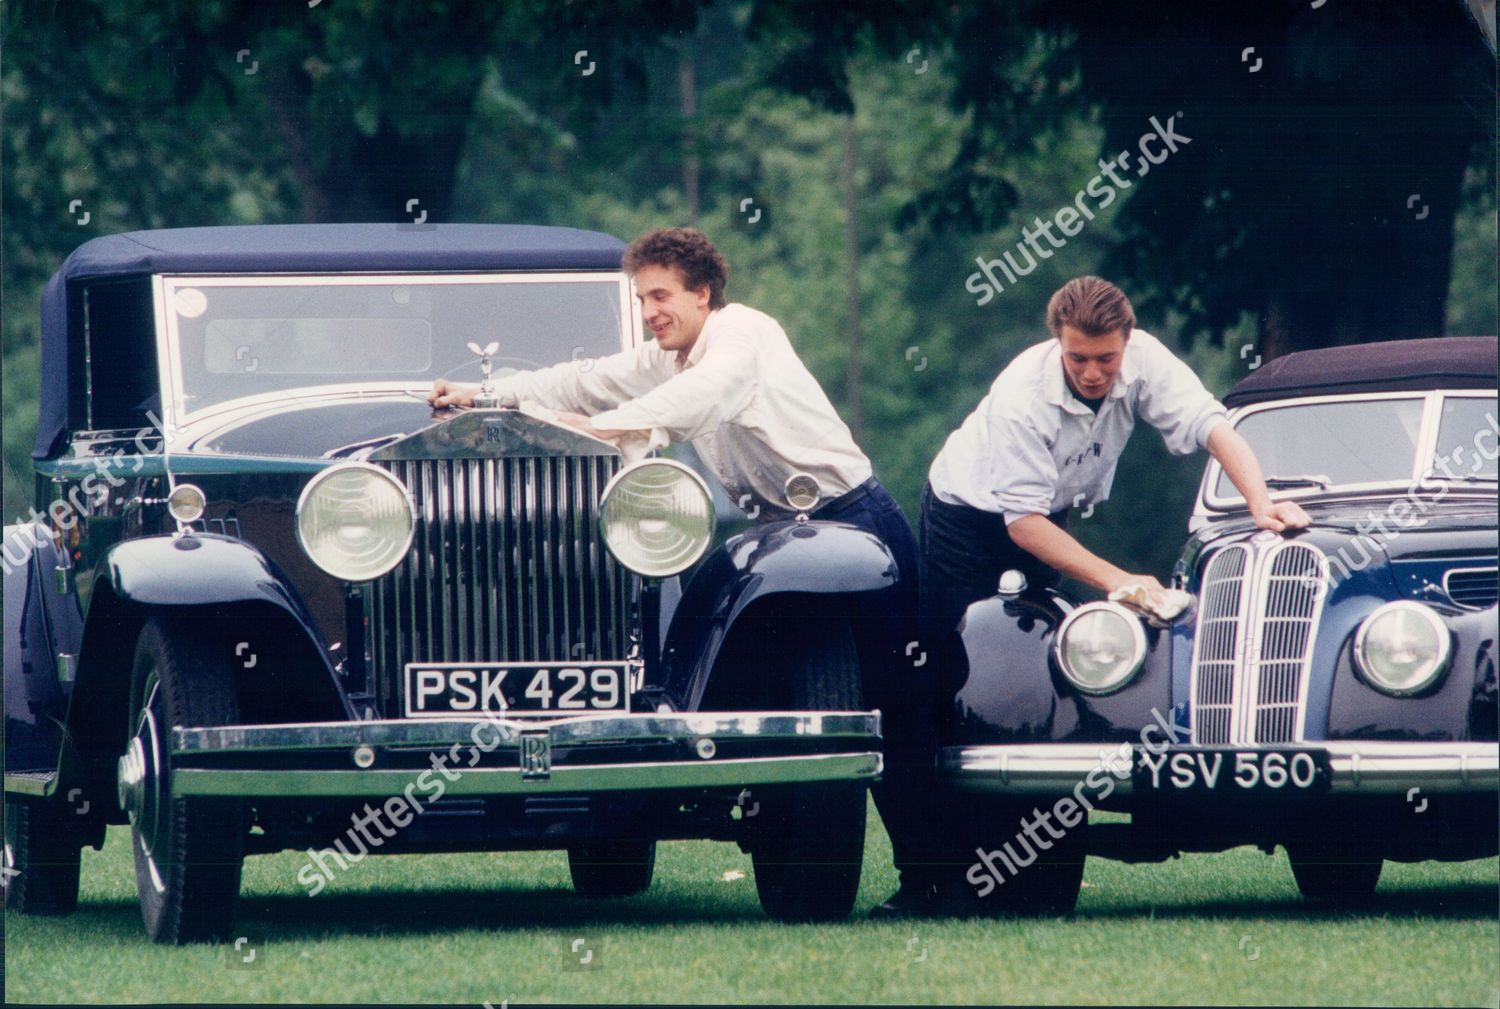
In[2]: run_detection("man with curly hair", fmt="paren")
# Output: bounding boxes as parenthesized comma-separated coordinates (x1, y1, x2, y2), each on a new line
(430, 226, 927, 904)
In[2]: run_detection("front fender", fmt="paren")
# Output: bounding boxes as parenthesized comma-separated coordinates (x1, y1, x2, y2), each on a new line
(104, 532, 310, 615)
(661, 520, 900, 708)
(950, 592, 1173, 746)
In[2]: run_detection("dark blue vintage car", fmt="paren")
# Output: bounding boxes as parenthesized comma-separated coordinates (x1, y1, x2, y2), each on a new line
(938, 337, 1497, 912)
(2, 224, 895, 942)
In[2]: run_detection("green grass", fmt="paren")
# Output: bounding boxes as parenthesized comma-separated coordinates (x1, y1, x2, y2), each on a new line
(5, 803, 1497, 1006)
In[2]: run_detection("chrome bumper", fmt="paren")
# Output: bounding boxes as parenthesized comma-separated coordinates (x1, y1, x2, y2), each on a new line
(940, 741, 1499, 795)
(170, 711, 882, 797)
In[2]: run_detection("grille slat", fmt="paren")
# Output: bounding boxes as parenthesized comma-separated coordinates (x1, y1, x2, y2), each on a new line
(368, 454, 630, 716)
(1192, 540, 1325, 744)
(1445, 567, 1498, 609)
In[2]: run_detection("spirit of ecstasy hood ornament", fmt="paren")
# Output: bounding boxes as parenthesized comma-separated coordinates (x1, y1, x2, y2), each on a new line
(466, 341, 502, 408)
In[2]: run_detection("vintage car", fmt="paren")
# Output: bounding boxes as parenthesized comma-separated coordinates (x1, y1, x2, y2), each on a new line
(939, 336, 1498, 912)
(2, 224, 896, 942)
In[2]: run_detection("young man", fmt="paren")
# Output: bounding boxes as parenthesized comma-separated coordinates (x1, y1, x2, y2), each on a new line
(875, 275, 1312, 917)
(429, 226, 926, 893)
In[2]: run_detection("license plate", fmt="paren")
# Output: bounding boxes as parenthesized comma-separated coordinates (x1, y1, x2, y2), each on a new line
(404, 663, 630, 718)
(1133, 748, 1330, 794)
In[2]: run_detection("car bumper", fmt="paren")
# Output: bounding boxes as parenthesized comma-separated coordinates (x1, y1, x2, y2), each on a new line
(940, 741, 1499, 795)
(169, 711, 882, 797)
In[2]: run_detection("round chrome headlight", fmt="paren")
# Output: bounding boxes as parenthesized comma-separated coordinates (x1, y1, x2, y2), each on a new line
(1353, 601, 1451, 696)
(599, 459, 715, 578)
(167, 483, 206, 524)
(296, 463, 414, 581)
(1054, 601, 1147, 695)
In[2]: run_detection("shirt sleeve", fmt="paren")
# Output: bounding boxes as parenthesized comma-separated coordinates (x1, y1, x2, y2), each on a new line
(589, 328, 760, 441)
(489, 345, 672, 414)
(986, 410, 1061, 525)
(1135, 340, 1229, 455)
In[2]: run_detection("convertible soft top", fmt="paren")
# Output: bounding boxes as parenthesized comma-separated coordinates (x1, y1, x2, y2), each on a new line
(34, 224, 626, 458)
(1223, 336, 1498, 408)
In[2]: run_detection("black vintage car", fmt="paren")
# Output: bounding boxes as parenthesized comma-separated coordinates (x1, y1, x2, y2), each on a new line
(2, 224, 898, 942)
(937, 337, 1498, 912)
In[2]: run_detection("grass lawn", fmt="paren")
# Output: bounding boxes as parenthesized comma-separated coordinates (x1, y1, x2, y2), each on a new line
(5, 802, 1497, 1006)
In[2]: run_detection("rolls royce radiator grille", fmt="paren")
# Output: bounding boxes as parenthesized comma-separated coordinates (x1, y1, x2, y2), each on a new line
(1190, 540, 1327, 745)
(367, 456, 631, 712)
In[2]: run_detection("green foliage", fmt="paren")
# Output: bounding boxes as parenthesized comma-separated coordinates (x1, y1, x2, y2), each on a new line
(2, 0, 1492, 576)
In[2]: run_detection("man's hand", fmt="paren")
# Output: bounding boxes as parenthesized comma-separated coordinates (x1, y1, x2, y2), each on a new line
(1106, 572, 1169, 602)
(1252, 499, 1312, 533)
(427, 379, 480, 409)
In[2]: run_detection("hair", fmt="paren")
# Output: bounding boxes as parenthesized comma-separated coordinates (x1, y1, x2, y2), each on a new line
(1046, 276, 1136, 339)
(622, 227, 730, 309)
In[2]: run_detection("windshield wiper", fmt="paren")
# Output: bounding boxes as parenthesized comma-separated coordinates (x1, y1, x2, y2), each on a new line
(1264, 474, 1331, 490)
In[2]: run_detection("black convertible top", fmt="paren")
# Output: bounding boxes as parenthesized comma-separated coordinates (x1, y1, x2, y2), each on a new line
(34, 224, 626, 459)
(1223, 336, 1497, 408)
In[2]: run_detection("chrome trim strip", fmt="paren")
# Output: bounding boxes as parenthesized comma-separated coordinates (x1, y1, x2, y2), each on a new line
(941, 742, 1499, 795)
(173, 712, 881, 752)
(173, 752, 882, 797)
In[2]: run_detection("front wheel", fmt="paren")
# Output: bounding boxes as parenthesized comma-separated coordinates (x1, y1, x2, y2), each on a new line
(2, 801, 82, 915)
(121, 616, 246, 943)
(1287, 849, 1382, 902)
(567, 840, 657, 897)
(750, 618, 867, 923)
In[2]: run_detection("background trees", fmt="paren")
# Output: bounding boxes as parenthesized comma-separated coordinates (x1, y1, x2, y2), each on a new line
(4, 0, 1493, 580)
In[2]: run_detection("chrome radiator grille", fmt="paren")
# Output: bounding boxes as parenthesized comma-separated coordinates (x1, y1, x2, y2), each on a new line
(1190, 539, 1326, 745)
(367, 456, 631, 713)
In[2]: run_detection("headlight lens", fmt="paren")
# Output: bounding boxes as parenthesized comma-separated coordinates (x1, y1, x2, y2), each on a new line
(296, 463, 414, 581)
(1353, 601, 1451, 695)
(599, 459, 715, 578)
(1054, 602, 1147, 694)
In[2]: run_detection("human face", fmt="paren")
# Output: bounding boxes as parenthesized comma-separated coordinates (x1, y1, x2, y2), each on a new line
(634, 264, 712, 356)
(1058, 324, 1128, 400)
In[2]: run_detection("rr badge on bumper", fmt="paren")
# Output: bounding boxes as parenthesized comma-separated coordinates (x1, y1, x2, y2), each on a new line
(520, 729, 552, 781)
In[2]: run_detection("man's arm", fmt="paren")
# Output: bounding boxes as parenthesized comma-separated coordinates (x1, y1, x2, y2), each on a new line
(427, 347, 670, 413)
(1008, 515, 1167, 597)
(1205, 424, 1311, 532)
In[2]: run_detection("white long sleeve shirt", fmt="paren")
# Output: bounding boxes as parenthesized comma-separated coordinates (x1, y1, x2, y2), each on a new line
(928, 329, 1228, 524)
(490, 304, 872, 515)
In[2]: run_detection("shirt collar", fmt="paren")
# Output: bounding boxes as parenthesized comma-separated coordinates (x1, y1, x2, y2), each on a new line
(1041, 331, 1141, 413)
(675, 309, 719, 372)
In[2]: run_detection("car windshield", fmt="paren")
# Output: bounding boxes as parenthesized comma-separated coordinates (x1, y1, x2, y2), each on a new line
(163, 274, 627, 418)
(1213, 397, 1426, 499)
(1431, 394, 1499, 481)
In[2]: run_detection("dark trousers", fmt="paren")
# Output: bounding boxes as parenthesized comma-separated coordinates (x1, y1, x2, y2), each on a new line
(864, 482, 1068, 886)
(807, 479, 932, 881)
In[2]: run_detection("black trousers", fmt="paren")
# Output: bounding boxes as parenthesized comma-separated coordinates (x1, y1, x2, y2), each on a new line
(870, 482, 1068, 886)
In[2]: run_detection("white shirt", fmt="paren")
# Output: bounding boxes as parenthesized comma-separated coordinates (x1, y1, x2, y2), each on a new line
(928, 329, 1228, 524)
(490, 304, 872, 516)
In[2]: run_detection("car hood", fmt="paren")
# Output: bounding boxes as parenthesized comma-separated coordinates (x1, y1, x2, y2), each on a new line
(1184, 498, 1496, 602)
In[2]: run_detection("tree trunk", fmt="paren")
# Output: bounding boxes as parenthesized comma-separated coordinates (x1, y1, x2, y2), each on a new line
(841, 116, 863, 438)
(679, 44, 700, 224)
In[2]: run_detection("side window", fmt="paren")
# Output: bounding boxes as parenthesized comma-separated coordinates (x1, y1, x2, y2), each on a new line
(84, 277, 159, 432)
